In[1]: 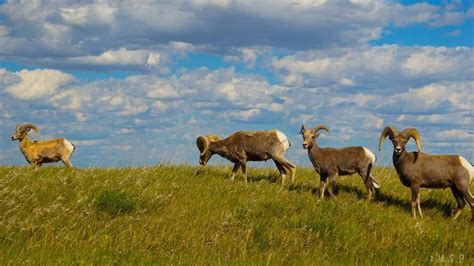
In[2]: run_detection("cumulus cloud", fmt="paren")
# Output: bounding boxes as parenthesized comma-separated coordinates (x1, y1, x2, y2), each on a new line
(60, 3, 117, 26)
(224, 47, 266, 68)
(272, 45, 473, 90)
(1, 0, 471, 70)
(0, 62, 473, 166)
(435, 129, 474, 141)
(401, 47, 469, 77)
(5, 69, 73, 100)
(381, 81, 474, 114)
(67, 48, 161, 68)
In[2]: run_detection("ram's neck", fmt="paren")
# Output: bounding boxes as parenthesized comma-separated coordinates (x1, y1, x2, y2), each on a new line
(393, 151, 411, 170)
(19, 135, 32, 155)
(309, 142, 321, 154)
(209, 141, 230, 158)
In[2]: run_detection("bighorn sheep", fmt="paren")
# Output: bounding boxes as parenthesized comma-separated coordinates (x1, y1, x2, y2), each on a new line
(197, 130, 296, 186)
(11, 124, 76, 168)
(300, 125, 380, 200)
(379, 127, 474, 221)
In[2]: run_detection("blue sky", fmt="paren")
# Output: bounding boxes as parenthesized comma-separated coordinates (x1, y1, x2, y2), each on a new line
(0, 0, 472, 167)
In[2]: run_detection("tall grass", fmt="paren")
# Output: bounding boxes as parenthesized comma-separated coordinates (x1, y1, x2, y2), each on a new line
(0, 165, 472, 264)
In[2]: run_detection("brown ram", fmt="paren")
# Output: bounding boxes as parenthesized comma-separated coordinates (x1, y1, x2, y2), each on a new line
(379, 126, 473, 221)
(301, 125, 380, 201)
(11, 124, 75, 168)
(197, 130, 296, 186)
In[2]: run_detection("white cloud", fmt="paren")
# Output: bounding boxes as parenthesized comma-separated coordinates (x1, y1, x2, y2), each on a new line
(60, 3, 117, 26)
(1, 0, 469, 69)
(392, 81, 474, 112)
(68, 48, 161, 67)
(224, 47, 265, 68)
(0, 65, 472, 167)
(435, 129, 473, 140)
(5, 69, 73, 100)
(72, 139, 103, 146)
(169, 41, 195, 51)
(272, 45, 473, 89)
(329, 93, 379, 107)
(146, 82, 179, 99)
(339, 78, 356, 87)
(0, 68, 19, 85)
(362, 114, 384, 129)
(217, 83, 238, 101)
(0, 25, 8, 37)
(50, 88, 92, 110)
(402, 47, 461, 76)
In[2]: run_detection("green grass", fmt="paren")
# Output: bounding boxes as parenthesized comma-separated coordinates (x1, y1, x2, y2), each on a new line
(0, 165, 472, 264)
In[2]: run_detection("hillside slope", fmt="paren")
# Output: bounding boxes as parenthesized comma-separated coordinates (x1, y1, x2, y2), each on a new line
(0, 166, 472, 264)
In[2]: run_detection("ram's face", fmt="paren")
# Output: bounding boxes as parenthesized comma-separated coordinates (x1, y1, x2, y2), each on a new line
(197, 135, 217, 166)
(11, 125, 27, 141)
(302, 130, 317, 150)
(199, 150, 213, 166)
(390, 135, 408, 156)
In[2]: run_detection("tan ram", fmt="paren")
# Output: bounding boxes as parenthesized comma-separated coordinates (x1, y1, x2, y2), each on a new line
(11, 123, 75, 168)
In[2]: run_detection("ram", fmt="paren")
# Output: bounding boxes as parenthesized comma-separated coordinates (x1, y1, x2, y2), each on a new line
(11, 124, 76, 168)
(300, 125, 380, 201)
(379, 126, 473, 221)
(197, 130, 296, 186)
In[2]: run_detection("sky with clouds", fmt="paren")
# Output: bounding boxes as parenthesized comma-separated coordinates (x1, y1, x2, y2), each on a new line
(0, 0, 472, 167)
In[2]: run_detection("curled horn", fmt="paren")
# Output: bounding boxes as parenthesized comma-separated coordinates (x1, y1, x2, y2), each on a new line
(206, 135, 220, 143)
(300, 125, 306, 135)
(379, 126, 398, 151)
(22, 123, 39, 134)
(313, 125, 329, 134)
(196, 136, 209, 156)
(402, 128, 422, 158)
(196, 135, 220, 155)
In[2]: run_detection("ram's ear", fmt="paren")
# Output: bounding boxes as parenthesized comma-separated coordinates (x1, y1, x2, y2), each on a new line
(300, 125, 306, 135)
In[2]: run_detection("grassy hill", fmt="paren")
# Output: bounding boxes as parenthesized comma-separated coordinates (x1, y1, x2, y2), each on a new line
(0, 165, 472, 264)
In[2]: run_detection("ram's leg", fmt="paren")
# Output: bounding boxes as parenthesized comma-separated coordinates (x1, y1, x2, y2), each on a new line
(274, 157, 296, 186)
(31, 161, 41, 169)
(410, 186, 421, 219)
(327, 173, 338, 199)
(62, 158, 74, 168)
(450, 187, 465, 219)
(359, 168, 373, 200)
(319, 176, 327, 200)
(457, 185, 474, 222)
(230, 162, 241, 181)
(240, 161, 248, 185)
(273, 160, 287, 186)
(417, 194, 423, 218)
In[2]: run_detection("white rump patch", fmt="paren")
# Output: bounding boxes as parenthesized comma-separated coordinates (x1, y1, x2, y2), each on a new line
(64, 139, 75, 155)
(276, 130, 290, 151)
(363, 147, 376, 165)
(459, 156, 474, 181)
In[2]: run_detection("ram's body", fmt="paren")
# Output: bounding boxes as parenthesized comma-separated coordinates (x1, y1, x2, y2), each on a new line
(394, 152, 473, 189)
(212, 130, 290, 162)
(11, 124, 75, 168)
(379, 126, 473, 221)
(301, 125, 379, 200)
(308, 146, 376, 177)
(197, 130, 295, 186)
